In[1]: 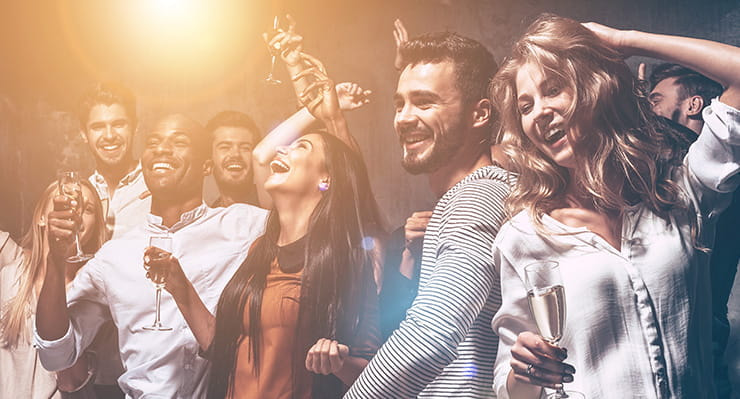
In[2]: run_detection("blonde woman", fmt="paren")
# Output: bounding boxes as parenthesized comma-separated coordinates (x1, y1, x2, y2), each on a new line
(489, 14, 739, 399)
(0, 179, 116, 398)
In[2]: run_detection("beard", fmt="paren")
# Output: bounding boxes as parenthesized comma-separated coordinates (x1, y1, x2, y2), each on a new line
(401, 123, 465, 175)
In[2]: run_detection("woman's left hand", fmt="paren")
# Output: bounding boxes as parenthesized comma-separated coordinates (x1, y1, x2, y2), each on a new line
(305, 338, 350, 375)
(292, 54, 342, 122)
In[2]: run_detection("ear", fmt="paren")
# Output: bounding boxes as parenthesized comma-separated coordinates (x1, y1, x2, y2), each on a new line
(686, 95, 704, 117)
(79, 129, 89, 144)
(203, 159, 213, 176)
(471, 98, 492, 129)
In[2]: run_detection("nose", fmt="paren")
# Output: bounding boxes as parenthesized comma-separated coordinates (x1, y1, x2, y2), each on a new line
(103, 124, 116, 141)
(276, 145, 289, 155)
(154, 140, 173, 155)
(533, 98, 554, 129)
(395, 103, 417, 131)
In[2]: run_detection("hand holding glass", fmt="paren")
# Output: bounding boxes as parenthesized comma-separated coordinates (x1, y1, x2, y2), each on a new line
(525, 261, 583, 399)
(143, 236, 173, 331)
(264, 16, 282, 85)
(57, 171, 93, 263)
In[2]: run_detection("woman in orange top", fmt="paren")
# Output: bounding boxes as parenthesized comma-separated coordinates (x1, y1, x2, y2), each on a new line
(150, 46, 382, 399)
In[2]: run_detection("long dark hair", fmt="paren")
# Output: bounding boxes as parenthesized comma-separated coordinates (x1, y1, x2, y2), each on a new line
(207, 134, 380, 399)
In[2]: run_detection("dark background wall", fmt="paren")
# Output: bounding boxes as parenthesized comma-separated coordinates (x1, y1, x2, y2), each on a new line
(0, 0, 739, 394)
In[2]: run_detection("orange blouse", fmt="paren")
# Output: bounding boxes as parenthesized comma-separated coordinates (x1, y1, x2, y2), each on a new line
(229, 240, 380, 399)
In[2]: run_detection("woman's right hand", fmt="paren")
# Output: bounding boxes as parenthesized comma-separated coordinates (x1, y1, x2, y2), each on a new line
(509, 331, 575, 391)
(46, 195, 79, 263)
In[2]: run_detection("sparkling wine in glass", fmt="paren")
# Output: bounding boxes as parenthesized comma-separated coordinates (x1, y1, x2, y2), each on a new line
(525, 261, 583, 399)
(143, 235, 173, 331)
(264, 16, 282, 85)
(57, 171, 93, 263)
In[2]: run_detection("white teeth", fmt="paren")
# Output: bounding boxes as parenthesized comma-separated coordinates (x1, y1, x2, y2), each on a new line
(153, 162, 174, 171)
(102, 144, 120, 151)
(404, 135, 429, 144)
(225, 164, 244, 171)
(270, 159, 290, 173)
(544, 128, 565, 143)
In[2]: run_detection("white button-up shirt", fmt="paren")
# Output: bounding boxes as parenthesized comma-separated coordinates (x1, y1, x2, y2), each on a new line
(89, 163, 151, 240)
(491, 100, 739, 399)
(34, 203, 268, 399)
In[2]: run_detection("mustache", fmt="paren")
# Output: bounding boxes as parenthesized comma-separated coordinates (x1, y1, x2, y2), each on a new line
(221, 157, 247, 168)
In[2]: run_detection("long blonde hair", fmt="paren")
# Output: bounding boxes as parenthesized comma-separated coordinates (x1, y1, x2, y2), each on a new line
(0, 179, 106, 348)
(491, 14, 689, 228)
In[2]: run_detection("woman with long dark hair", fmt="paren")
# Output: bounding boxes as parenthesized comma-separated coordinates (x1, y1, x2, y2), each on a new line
(489, 14, 739, 399)
(149, 50, 381, 398)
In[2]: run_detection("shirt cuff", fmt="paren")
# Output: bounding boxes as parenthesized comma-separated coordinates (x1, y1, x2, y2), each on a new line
(33, 323, 77, 371)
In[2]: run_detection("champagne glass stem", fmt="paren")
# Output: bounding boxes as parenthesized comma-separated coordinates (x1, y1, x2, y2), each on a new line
(153, 286, 163, 327)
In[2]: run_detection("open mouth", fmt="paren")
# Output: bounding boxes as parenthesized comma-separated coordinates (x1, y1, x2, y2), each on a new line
(543, 128, 566, 144)
(152, 162, 175, 172)
(99, 143, 122, 152)
(224, 162, 245, 172)
(401, 132, 432, 148)
(270, 159, 290, 173)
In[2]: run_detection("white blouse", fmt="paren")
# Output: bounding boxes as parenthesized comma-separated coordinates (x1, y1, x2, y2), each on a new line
(491, 99, 739, 399)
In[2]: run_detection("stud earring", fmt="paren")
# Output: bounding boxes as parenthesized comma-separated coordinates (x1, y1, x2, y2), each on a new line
(318, 180, 330, 192)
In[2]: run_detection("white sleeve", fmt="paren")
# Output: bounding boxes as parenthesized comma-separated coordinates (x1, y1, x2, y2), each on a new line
(684, 99, 740, 218)
(34, 257, 111, 371)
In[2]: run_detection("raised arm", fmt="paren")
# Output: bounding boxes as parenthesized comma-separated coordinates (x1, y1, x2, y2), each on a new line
(584, 22, 740, 108)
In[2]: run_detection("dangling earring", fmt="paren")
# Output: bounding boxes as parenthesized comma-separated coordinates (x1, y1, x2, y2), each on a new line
(318, 179, 330, 192)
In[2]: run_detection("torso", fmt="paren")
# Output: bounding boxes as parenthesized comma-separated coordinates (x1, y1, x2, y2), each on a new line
(549, 207, 622, 250)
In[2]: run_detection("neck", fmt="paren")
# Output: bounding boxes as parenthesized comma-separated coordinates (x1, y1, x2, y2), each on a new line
(273, 193, 320, 246)
(150, 192, 203, 228)
(427, 144, 491, 197)
(216, 183, 253, 207)
(97, 159, 137, 193)
(685, 119, 703, 135)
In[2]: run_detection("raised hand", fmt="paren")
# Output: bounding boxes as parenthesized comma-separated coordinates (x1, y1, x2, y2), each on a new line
(509, 331, 574, 391)
(393, 18, 409, 70)
(335, 82, 372, 111)
(305, 338, 350, 376)
(262, 14, 303, 68)
(582, 22, 631, 56)
(47, 195, 80, 261)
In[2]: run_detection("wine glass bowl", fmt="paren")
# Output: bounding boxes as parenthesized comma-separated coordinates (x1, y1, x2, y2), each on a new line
(264, 16, 282, 85)
(57, 171, 94, 263)
(524, 261, 583, 399)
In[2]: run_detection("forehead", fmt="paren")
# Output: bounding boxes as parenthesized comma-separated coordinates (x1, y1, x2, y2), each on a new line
(87, 103, 130, 124)
(651, 77, 681, 96)
(396, 61, 459, 97)
(148, 115, 201, 139)
(212, 126, 257, 145)
(515, 62, 547, 96)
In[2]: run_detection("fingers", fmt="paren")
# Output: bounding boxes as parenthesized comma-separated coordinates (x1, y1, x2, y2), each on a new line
(509, 332, 574, 388)
(395, 18, 408, 42)
(638, 62, 646, 81)
(305, 338, 347, 375)
(299, 52, 327, 75)
(293, 67, 326, 83)
(285, 14, 296, 32)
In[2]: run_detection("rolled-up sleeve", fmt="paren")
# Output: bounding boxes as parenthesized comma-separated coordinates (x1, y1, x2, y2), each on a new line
(34, 258, 111, 372)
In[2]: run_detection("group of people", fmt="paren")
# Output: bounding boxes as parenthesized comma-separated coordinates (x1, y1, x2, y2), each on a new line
(0, 12, 738, 399)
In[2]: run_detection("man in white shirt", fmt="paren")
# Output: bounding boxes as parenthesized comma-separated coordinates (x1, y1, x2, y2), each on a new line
(35, 114, 268, 398)
(78, 82, 150, 239)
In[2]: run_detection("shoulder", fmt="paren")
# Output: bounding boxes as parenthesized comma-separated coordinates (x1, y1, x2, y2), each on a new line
(206, 204, 268, 239)
(0, 231, 24, 270)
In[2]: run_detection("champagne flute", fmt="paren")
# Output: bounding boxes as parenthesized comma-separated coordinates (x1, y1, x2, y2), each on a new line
(57, 171, 93, 263)
(143, 235, 173, 331)
(264, 16, 282, 85)
(524, 261, 583, 399)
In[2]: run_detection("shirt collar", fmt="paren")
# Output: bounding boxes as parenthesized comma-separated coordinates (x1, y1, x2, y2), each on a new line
(91, 162, 143, 190)
(146, 202, 209, 234)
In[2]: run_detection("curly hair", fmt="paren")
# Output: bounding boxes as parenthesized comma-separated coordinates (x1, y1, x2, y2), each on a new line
(491, 14, 691, 233)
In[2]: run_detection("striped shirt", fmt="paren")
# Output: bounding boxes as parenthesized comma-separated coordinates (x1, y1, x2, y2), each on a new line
(346, 165, 513, 398)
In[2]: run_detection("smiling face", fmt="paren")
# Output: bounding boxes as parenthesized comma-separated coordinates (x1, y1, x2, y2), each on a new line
(515, 62, 578, 169)
(393, 61, 468, 175)
(81, 103, 135, 169)
(264, 133, 328, 199)
(141, 115, 207, 201)
(208, 126, 256, 190)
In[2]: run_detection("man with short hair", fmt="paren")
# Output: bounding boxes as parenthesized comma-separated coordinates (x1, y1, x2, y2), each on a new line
(35, 114, 267, 398)
(650, 63, 738, 399)
(649, 63, 723, 134)
(204, 110, 262, 208)
(78, 82, 150, 239)
(346, 31, 512, 398)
